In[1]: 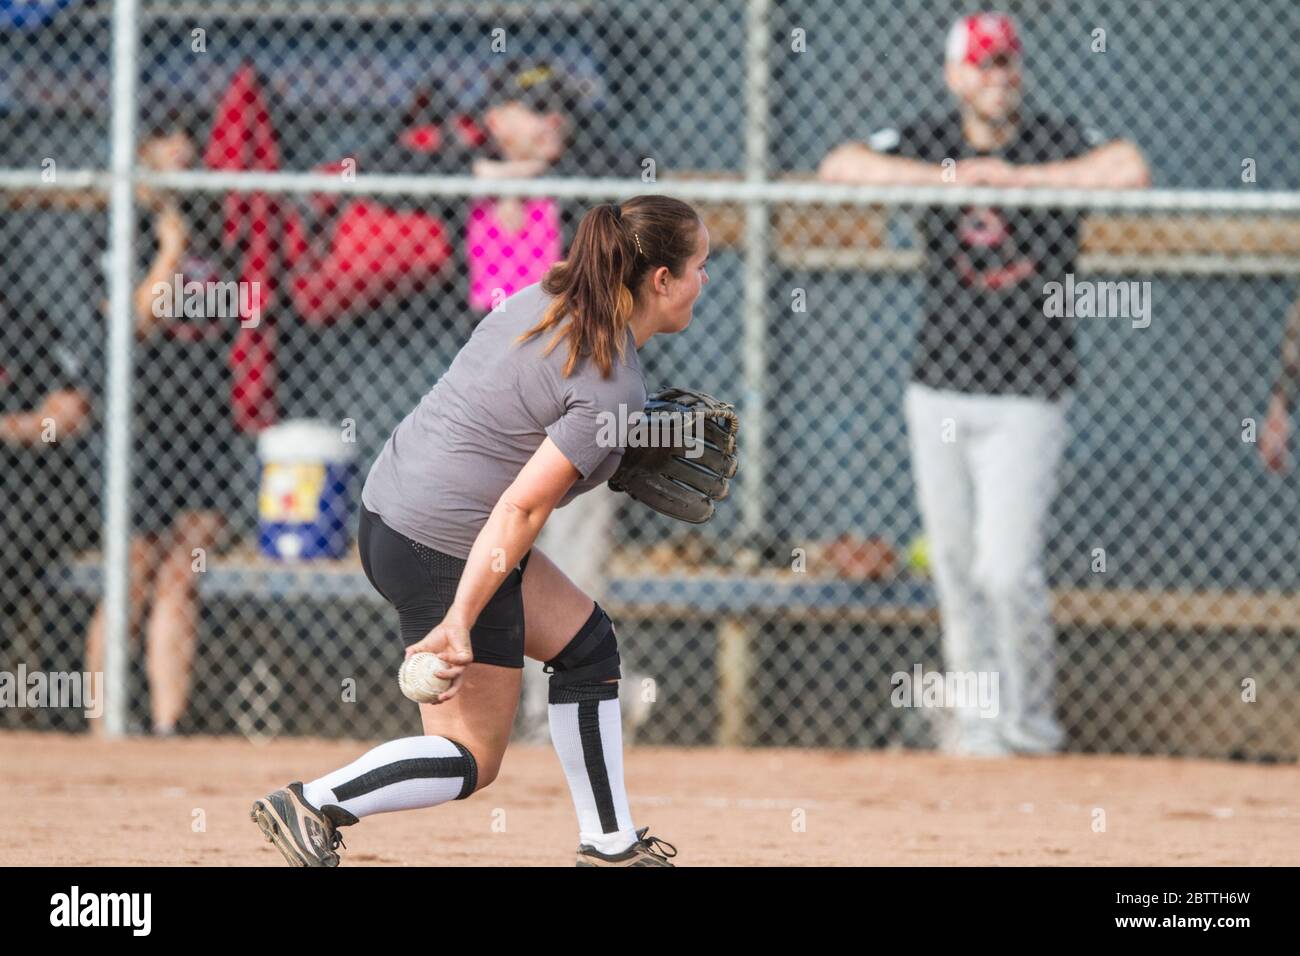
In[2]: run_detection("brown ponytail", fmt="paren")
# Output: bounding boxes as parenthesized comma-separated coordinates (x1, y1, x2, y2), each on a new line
(519, 195, 701, 378)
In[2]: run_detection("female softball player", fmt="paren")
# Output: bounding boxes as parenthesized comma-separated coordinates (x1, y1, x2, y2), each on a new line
(252, 196, 709, 866)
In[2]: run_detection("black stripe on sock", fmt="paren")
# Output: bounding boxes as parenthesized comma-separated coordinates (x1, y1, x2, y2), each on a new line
(450, 739, 478, 800)
(331, 756, 470, 802)
(550, 680, 619, 704)
(578, 699, 619, 833)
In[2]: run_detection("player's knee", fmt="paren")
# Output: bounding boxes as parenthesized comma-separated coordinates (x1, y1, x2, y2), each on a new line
(543, 604, 621, 704)
(473, 756, 501, 791)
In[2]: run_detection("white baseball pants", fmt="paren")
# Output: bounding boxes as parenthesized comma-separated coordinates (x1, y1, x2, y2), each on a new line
(904, 382, 1069, 753)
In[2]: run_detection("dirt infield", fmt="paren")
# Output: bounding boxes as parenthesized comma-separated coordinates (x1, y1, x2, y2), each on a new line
(1, 731, 1295, 866)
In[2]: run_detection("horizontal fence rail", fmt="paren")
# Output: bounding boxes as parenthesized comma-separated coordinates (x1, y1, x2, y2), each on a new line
(4, 169, 1299, 212)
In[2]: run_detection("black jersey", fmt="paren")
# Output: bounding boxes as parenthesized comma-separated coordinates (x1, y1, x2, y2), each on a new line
(875, 111, 1106, 399)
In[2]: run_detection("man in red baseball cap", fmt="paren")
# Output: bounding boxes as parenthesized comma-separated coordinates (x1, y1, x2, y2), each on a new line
(820, 13, 1150, 757)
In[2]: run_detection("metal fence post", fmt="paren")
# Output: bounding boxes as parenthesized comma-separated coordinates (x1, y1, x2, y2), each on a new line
(712, 0, 773, 744)
(742, 0, 771, 552)
(103, 0, 140, 737)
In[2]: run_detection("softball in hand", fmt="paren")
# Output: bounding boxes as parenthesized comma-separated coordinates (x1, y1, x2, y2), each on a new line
(399, 652, 453, 702)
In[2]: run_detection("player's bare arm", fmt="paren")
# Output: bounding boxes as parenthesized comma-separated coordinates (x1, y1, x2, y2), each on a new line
(818, 142, 950, 186)
(404, 437, 580, 701)
(132, 202, 187, 337)
(820, 138, 1149, 190)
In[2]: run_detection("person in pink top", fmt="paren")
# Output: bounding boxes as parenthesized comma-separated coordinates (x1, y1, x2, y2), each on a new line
(467, 196, 563, 311)
(467, 60, 581, 312)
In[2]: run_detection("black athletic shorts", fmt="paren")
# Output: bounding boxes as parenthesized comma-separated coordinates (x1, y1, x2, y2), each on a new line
(358, 506, 526, 668)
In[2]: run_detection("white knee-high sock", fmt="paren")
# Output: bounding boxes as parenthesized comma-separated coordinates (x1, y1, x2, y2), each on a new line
(301, 735, 476, 819)
(548, 686, 638, 854)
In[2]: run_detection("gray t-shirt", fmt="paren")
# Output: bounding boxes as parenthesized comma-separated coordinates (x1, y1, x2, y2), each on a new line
(362, 283, 646, 558)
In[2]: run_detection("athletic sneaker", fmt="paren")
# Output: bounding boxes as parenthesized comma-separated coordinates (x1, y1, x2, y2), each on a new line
(251, 782, 358, 867)
(576, 827, 677, 867)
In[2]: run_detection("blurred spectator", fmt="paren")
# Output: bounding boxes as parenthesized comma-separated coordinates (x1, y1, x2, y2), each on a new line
(1259, 295, 1300, 472)
(819, 12, 1149, 756)
(86, 114, 240, 736)
(0, 291, 94, 671)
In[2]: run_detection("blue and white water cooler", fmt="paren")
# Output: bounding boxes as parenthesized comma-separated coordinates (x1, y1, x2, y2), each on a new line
(257, 419, 356, 560)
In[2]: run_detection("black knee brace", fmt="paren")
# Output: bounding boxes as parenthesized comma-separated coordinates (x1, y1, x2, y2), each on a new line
(544, 604, 621, 704)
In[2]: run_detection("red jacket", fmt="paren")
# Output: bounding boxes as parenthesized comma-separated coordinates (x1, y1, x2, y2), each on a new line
(204, 63, 286, 434)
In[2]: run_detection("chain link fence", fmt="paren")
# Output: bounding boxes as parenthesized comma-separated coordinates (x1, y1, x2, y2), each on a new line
(1, 0, 1298, 759)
